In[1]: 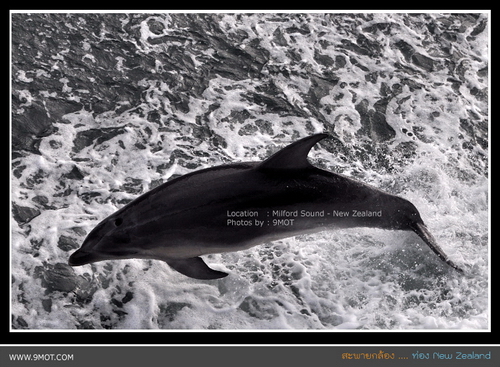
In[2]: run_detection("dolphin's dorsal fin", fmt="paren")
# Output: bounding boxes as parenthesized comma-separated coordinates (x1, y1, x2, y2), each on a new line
(257, 133, 330, 171)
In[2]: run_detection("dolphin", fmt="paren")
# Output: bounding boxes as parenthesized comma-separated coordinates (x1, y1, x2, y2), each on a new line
(68, 133, 463, 279)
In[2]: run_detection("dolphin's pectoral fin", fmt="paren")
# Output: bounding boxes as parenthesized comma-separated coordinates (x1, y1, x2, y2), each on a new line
(166, 257, 228, 280)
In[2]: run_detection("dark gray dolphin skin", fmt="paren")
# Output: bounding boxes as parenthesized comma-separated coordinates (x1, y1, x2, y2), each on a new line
(69, 133, 463, 279)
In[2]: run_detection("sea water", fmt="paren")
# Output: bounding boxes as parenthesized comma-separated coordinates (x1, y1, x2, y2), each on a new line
(11, 12, 488, 329)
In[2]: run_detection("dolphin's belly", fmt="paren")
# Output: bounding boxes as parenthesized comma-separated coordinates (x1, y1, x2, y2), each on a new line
(138, 206, 342, 258)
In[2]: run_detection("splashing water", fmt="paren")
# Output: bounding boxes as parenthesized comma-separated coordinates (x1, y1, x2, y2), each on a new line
(11, 12, 488, 330)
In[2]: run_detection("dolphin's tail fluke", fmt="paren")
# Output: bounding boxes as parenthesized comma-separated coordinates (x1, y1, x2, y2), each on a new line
(411, 222, 464, 273)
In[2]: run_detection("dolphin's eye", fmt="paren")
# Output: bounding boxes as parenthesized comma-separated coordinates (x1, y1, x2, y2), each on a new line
(114, 218, 123, 227)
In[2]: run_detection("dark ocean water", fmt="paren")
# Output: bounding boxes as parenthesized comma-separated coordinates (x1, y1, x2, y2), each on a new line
(12, 13, 488, 329)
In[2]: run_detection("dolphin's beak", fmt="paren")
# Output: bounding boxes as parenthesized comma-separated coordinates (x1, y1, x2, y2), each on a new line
(68, 249, 99, 266)
(411, 222, 464, 273)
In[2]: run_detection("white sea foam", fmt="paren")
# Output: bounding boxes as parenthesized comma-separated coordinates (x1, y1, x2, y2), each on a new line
(11, 12, 489, 330)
